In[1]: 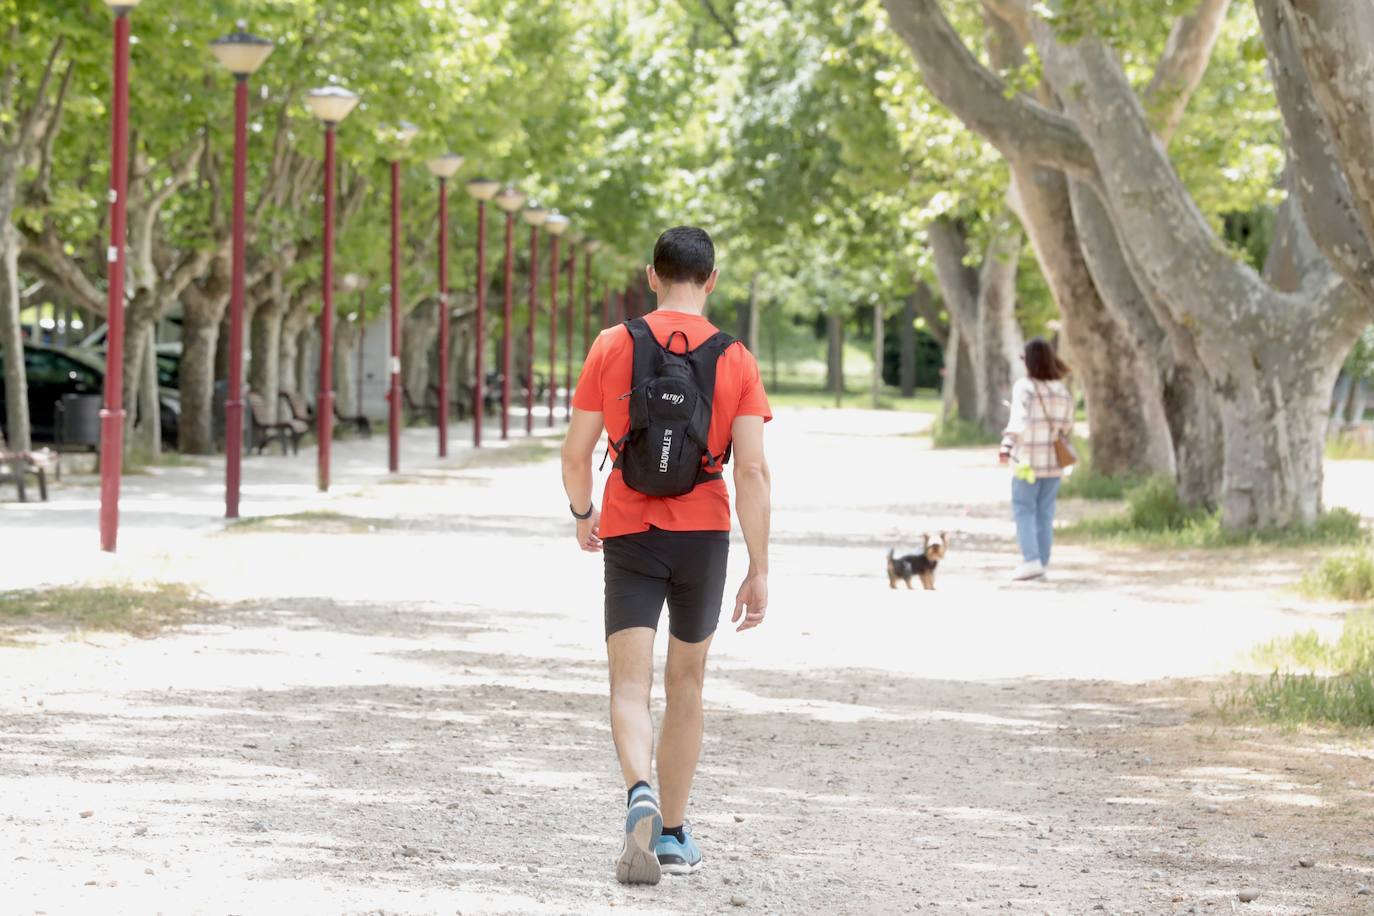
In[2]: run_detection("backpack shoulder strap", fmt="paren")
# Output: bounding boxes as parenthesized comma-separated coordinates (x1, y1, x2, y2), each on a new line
(623, 318, 660, 388)
(688, 331, 738, 401)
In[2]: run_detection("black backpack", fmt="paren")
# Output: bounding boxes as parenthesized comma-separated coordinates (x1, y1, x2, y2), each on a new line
(604, 318, 738, 498)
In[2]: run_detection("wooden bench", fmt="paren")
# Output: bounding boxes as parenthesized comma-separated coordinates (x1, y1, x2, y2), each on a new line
(279, 389, 315, 433)
(0, 429, 59, 502)
(247, 392, 305, 455)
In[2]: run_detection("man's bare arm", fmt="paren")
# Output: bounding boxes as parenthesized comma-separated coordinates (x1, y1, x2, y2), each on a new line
(730, 415, 770, 631)
(561, 408, 606, 552)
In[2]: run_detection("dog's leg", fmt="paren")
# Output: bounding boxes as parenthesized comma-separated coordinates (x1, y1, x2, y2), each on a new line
(905, 576, 914, 590)
(920, 572, 935, 591)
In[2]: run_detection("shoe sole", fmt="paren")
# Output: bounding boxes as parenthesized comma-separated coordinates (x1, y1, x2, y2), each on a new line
(660, 858, 704, 876)
(616, 802, 662, 885)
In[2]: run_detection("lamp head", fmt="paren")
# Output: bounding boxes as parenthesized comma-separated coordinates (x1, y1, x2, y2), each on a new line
(210, 23, 274, 76)
(543, 212, 571, 237)
(522, 204, 549, 227)
(103, 0, 142, 11)
(306, 86, 360, 125)
(465, 177, 502, 202)
(584, 239, 603, 254)
(494, 186, 528, 213)
(426, 154, 465, 180)
(391, 121, 420, 149)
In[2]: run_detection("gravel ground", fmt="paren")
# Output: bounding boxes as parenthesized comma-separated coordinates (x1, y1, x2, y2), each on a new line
(2, 410, 1373, 914)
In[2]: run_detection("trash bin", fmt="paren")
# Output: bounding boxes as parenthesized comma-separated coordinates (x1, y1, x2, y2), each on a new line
(56, 393, 101, 451)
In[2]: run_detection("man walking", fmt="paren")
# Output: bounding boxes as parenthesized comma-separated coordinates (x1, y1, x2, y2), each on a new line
(561, 226, 772, 885)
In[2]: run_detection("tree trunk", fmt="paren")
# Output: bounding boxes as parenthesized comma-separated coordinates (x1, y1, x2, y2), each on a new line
(403, 301, 439, 420)
(279, 294, 313, 401)
(974, 225, 1023, 435)
(955, 334, 978, 422)
(827, 309, 844, 404)
(940, 324, 960, 421)
(872, 301, 884, 408)
(178, 300, 222, 454)
(139, 323, 160, 459)
(249, 292, 285, 423)
(334, 318, 360, 418)
(747, 274, 761, 354)
(122, 300, 157, 453)
(899, 292, 918, 398)
(0, 215, 31, 450)
(1011, 162, 1173, 474)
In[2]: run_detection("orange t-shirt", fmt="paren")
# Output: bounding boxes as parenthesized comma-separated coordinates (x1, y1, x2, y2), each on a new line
(573, 310, 772, 539)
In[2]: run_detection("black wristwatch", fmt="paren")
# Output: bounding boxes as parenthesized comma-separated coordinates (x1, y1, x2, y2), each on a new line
(570, 502, 594, 520)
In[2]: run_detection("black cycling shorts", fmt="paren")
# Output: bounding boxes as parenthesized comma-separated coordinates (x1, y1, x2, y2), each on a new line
(603, 528, 730, 644)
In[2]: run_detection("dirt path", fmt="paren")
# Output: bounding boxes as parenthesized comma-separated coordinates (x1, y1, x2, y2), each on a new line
(2, 409, 1372, 914)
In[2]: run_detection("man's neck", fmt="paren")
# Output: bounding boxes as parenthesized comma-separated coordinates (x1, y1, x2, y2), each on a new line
(654, 291, 707, 315)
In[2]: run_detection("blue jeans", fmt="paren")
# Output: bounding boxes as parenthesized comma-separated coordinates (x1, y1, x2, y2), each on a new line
(1011, 476, 1061, 566)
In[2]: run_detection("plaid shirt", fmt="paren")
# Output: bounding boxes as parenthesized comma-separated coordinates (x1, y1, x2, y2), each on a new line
(1000, 378, 1074, 479)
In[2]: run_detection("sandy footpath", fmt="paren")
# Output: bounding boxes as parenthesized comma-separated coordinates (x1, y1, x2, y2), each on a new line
(2, 410, 1372, 915)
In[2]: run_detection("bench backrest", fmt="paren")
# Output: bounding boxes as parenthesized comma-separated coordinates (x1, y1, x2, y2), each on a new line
(280, 389, 311, 421)
(246, 392, 272, 424)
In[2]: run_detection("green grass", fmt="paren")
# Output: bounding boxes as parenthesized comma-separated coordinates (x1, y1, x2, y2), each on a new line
(766, 382, 941, 414)
(225, 510, 402, 534)
(1060, 475, 1369, 549)
(1302, 552, 1374, 602)
(930, 416, 1000, 449)
(1238, 611, 1374, 728)
(123, 448, 206, 475)
(1057, 439, 1143, 501)
(0, 583, 208, 638)
(1326, 433, 1374, 461)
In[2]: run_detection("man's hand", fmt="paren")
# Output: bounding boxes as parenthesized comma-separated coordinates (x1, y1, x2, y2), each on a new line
(732, 572, 767, 632)
(998, 452, 1010, 466)
(576, 508, 603, 552)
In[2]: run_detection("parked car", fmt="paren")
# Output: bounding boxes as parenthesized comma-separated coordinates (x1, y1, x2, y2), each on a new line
(0, 343, 180, 448)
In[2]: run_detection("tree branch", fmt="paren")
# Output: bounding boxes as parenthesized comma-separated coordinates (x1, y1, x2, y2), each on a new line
(880, 0, 1098, 181)
(1255, 0, 1374, 298)
(1144, 0, 1231, 145)
(19, 227, 106, 317)
(15, 37, 65, 152)
(1277, 0, 1374, 271)
(696, 0, 741, 47)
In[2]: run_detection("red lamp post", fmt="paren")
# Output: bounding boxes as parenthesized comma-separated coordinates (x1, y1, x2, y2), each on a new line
(493, 186, 527, 440)
(210, 23, 274, 520)
(97, 0, 141, 552)
(385, 122, 419, 473)
(582, 239, 599, 356)
(563, 231, 580, 422)
(426, 153, 464, 458)
(306, 86, 360, 493)
(542, 212, 570, 427)
(465, 177, 502, 448)
(521, 204, 548, 434)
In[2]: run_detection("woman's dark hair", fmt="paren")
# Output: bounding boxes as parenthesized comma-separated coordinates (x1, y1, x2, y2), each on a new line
(1024, 337, 1070, 381)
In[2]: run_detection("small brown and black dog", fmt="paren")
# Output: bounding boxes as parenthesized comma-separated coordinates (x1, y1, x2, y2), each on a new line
(887, 533, 949, 590)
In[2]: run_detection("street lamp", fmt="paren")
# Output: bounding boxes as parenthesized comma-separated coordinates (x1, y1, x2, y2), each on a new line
(493, 185, 527, 441)
(426, 152, 464, 458)
(521, 203, 548, 435)
(563, 229, 582, 422)
(584, 239, 600, 358)
(306, 85, 359, 493)
(384, 121, 418, 474)
(210, 22, 273, 520)
(465, 177, 501, 448)
(97, 0, 143, 552)
(543, 211, 570, 427)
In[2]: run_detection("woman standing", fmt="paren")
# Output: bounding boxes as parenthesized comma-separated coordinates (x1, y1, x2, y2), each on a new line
(999, 338, 1074, 581)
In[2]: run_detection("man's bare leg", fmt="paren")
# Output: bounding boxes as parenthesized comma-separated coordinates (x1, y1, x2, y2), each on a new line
(607, 626, 656, 787)
(658, 633, 713, 828)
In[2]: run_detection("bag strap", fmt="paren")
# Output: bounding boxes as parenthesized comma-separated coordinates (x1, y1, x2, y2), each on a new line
(623, 318, 659, 392)
(1031, 381, 1065, 439)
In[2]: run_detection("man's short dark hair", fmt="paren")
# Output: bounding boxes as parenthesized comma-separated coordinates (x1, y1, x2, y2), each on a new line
(653, 226, 715, 286)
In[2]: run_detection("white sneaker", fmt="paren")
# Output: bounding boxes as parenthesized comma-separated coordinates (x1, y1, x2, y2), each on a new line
(1011, 560, 1045, 581)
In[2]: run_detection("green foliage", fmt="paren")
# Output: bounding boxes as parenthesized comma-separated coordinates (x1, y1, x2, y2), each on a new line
(1343, 326, 1374, 384)
(1326, 434, 1374, 462)
(1062, 477, 1368, 548)
(1302, 553, 1374, 603)
(931, 416, 999, 449)
(1058, 445, 1141, 501)
(1242, 611, 1374, 728)
(0, 583, 205, 637)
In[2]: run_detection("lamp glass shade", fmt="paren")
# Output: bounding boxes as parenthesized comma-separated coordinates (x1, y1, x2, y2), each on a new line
(210, 29, 274, 76)
(393, 121, 420, 147)
(466, 178, 502, 201)
(584, 240, 603, 253)
(103, 0, 142, 8)
(306, 86, 359, 124)
(426, 154, 465, 179)
(494, 187, 528, 213)
(522, 206, 549, 227)
(543, 212, 571, 236)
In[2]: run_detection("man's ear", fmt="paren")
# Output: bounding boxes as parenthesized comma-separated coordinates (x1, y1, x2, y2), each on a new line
(646, 265, 659, 294)
(703, 269, 719, 295)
